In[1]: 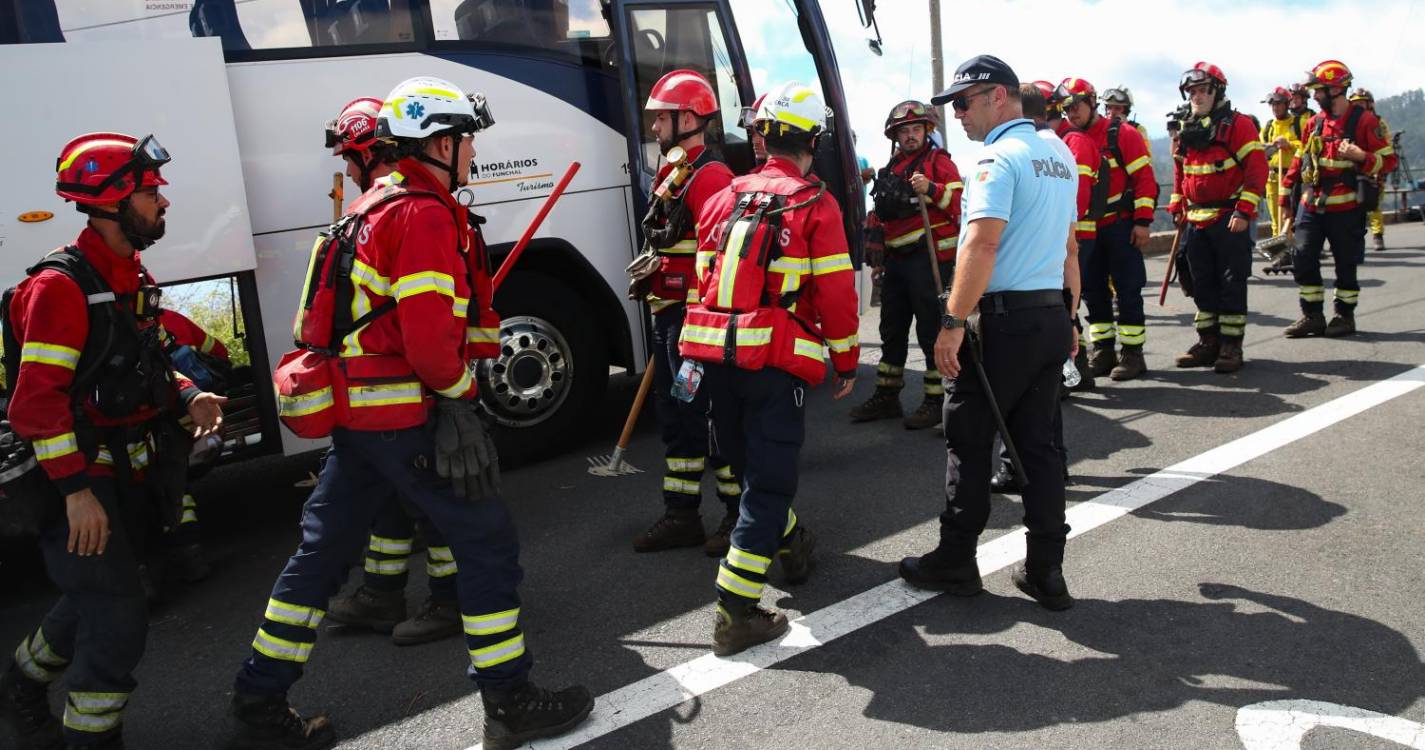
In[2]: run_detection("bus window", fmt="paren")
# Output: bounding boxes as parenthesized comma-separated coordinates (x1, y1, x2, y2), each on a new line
(52, 0, 416, 51)
(426, 0, 611, 67)
(626, 7, 744, 181)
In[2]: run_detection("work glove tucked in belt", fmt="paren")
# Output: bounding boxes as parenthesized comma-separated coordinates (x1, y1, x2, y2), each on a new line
(433, 397, 500, 499)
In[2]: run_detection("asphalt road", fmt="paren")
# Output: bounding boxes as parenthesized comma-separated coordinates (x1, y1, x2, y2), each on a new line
(3, 222, 1424, 750)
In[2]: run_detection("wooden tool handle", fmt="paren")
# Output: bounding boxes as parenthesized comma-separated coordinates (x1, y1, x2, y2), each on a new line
(617, 356, 658, 451)
(1158, 225, 1185, 306)
(329, 173, 344, 224)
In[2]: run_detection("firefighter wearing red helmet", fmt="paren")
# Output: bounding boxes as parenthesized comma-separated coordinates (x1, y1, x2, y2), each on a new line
(629, 69, 742, 557)
(852, 100, 963, 429)
(1260, 86, 1307, 238)
(1280, 60, 1397, 338)
(740, 92, 769, 166)
(1060, 76, 1157, 381)
(321, 97, 469, 649)
(1349, 87, 1391, 250)
(0, 132, 225, 748)
(1167, 62, 1268, 373)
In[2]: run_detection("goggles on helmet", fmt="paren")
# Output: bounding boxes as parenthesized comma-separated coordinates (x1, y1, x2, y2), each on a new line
(57, 134, 171, 199)
(890, 101, 930, 120)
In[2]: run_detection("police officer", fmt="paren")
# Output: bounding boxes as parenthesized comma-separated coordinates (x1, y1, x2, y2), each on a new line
(900, 55, 1080, 611)
(680, 82, 860, 655)
(1059, 77, 1157, 381)
(1348, 88, 1390, 251)
(319, 98, 465, 646)
(853, 100, 962, 429)
(1280, 60, 1396, 339)
(225, 78, 591, 750)
(630, 69, 743, 558)
(1167, 62, 1267, 374)
(0, 132, 225, 749)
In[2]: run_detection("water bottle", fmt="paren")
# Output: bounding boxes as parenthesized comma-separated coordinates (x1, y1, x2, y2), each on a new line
(1062, 356, 1081, 388)
(671, 358, 704, 403)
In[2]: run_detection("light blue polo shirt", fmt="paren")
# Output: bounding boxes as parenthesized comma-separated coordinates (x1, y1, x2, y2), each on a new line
(960, 118, 1077, 292)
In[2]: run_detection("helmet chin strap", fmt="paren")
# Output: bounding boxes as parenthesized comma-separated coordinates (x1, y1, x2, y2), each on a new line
(414, 133, 464, 193)
(116, 198, 162, 250)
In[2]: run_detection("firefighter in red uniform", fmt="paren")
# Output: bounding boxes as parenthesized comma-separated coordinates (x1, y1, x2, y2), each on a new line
(0, 132, 225, 749)
(1280, 60, 1396, 338)
(680, 81, 860, 655)
(226, 78, 591, 750)
(851, 100, 962, 429)
(1167, 62, 1268, 373)
(740, 93, 768, 167)
(315, 97, 467, 646)
(1041, 80, 1099, 390)
(629, 70, 743, 557)
(1059, 77, 1157, 381)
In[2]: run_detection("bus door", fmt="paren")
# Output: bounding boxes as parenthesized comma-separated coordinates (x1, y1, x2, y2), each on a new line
(607, 0, 755, 225)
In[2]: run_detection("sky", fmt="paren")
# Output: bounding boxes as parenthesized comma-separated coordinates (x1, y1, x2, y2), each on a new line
(736, 0, 1424, 166)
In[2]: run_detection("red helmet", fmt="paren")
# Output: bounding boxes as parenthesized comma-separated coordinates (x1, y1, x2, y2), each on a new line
(55, 132, 169, 206)
(1262, 86, 1290, 105)
(883, 100, 936, 138)
(1306, 59, 1352, 90)
(1179, 62, 1227, 99)
(644, 69, 718, 117)
(1055, 77, 1096, 109)
(326, 97, 383, 156)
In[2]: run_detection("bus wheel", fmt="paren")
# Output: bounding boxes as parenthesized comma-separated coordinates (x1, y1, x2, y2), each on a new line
(482, 272, 608, 465)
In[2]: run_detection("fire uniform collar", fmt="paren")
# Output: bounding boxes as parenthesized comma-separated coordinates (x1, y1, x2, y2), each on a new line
(74, 225, 142, 295)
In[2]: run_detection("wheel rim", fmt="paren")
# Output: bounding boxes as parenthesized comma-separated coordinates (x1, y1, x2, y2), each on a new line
(477, 315, 574, 428)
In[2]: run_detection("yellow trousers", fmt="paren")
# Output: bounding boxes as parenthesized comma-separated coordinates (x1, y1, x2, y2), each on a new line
(1368, 209, 1384, 236)
(1265, 177, 1284, 236)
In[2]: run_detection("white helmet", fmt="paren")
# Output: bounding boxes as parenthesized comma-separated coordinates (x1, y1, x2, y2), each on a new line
(1102, 85, 1134, 109)
(376, 76, 494, 141)
(755, 81, 831, 137)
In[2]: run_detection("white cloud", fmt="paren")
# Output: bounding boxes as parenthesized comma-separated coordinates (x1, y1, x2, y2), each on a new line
(817, 0, 1424, 170)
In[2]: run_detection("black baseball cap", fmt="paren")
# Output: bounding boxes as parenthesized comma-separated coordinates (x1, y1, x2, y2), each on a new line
(932, 54, 1020, 104)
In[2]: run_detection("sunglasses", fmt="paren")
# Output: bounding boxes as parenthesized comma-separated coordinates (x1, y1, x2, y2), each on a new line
(950, 87, 993, 113)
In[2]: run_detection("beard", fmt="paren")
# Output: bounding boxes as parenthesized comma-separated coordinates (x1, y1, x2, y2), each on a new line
(120, 206, 166, 249)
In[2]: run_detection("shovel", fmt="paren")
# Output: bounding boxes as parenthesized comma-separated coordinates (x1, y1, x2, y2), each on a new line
(587, 355, 656, 476)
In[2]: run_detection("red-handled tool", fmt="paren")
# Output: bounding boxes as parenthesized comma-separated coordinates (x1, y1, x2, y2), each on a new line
(491, 161, 581, 291)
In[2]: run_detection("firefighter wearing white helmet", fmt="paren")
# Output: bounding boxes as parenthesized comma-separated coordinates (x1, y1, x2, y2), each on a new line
(679, 80, 861, 655)
(227, 76, 593, 750)
(1102, 85, 1151, 158)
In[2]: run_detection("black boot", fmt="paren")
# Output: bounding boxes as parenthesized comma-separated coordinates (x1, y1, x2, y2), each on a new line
(226, 692, 334, 750)
(848, 387, 903, 422)
(989, 464, 1021, 495)
(902, 394, 943, 430)
(481, 680, 594, 750)
(0, 662, 61, 750)
(712, 603, 789, 657)
(897, 548, 983, 596)
(1011, 565, 1074, 611)
(632, 509, 704, 553)
(67, 734, 124, 750)
(325, 586, 406, 633)
(169, 542, 212, 584)
(777, 526, 816, 585)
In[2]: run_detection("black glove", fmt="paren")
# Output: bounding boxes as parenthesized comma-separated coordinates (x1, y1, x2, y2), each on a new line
(432, 398, 500, 499)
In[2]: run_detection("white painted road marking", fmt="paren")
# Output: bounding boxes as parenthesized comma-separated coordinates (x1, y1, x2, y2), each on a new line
(456, 364, 1425, 750)
(1237, 700, 1425, 749)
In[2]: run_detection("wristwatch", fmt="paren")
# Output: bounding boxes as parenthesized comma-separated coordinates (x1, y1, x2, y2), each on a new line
(938, 292, 965, 330)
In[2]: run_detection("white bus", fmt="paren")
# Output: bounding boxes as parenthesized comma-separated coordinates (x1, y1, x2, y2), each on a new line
(0, 0, 870, 463)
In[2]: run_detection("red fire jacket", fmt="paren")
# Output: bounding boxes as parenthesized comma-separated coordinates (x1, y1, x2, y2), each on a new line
(1168, 111, 1269, 228)
(1281, 103, 1397, 214)
(682, 157, 860, 385)
(1083, 114, 1157, 227)
(880, 146, 962, 262)
(160, 309, 229, 361)
(8, 227, 197, 495)
(1054, 119, 1100, 241)
(648, 145, 734, 310)
(328, 160, 493, 431)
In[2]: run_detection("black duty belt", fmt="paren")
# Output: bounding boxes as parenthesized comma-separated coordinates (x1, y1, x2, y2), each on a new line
(978, 289, 1065, 315)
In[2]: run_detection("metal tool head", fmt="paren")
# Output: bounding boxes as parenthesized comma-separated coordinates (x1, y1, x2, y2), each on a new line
(587, 449, 643, 477)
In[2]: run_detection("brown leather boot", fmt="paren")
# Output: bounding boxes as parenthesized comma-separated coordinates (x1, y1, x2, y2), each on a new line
(1214, 337, 1244, 373)
(1174, 332, 1219, 368)
(632, 509, 704, 553)
(712, 603, 789, 657)
(1086, 341, 1116, 377)
(1324, 312, 1356, 337)
(1109, 345, 1146, 381)
(1284, 312, 1326, 338)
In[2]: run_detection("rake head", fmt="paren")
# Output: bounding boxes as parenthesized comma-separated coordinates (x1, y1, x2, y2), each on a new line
(587, 447, 642, 477)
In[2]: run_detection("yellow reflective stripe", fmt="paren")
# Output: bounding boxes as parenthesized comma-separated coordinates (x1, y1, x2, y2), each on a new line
(1133, 197, 1155, 210)
(1334, 289, 1360, 302)
(348, 382, 425, 407)
(427, 545, 454, 563)
(63, 691, 128, 733)
(716, 218, 755, 309)
(662, 239, 698, 255)
(886, 222, 951, 248)
(937, 235, 958, 251)
(715, 465, 735, 480)
(350, 259, 392, 296)
(784, 508, 798, 537)
(434, 368, 474, 399)
(716, 565, 765, 599)
(1322, 193, 1356, 205)
(463, 608, 520, 636)
(20, 341, 80, 369)
(364, 557, 408, 575)
(695, 249, 716, 277)
(666, 457, 706, 473)
(774, 109, 816, 131)
(1239, 191, 1261, 206)
(452, 296, 470, 318)
(1188, 208, 1229, 222)
(768, 257, 810, 275)
(1169, 193, 1182, 204)
(1125, 155, 1150, 174)
(409, 86, 460, 99)
(369, 535, 413, 555)
(1318, 158, 1353, 169)
(1077, 164, 1096, 177)
(681, 324, 771, 347)
(936, 182, 958, 210)
(393, 271, 457, 301)
(1235, 140, 1264, 162)
(278, 386, 334, 417)
(717, 481, 741, 496)
(1076, 220, 1098, 232)
(827, 334, 858, 354)
(793, 339, 824, 361)
(252, 630, 314, 663)
(811, 253, 852, 275)
(14, 630, 67, 681)
(663, 477, 700, 495)
(726, 546, 771, 575)
(470, 633, 526, 668)
(33, 433, 79, 461)
(427, 558, 458, 577)
(57, 138, 135, 171)
(264, 598, 325, 629)
(1117, 325, 1146, 345)
(467, 327, 500, 344)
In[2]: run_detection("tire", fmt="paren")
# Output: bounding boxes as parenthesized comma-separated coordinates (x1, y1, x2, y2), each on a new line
(483, 271, 608, 465)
